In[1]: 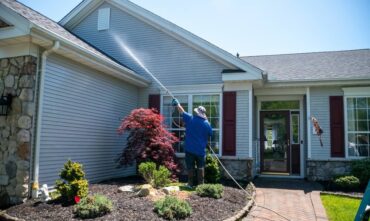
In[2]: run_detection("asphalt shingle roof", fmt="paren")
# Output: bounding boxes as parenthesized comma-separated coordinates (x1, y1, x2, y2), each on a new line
(0, 0, 128, 70)
(241, 49, 370, 81)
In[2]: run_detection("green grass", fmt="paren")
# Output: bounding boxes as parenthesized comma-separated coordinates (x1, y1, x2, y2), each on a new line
(168, 182, 195, 192)
(321, 194, 361, 221)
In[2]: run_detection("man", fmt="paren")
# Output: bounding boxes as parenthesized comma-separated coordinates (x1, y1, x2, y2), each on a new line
(172, 98, 213, 187)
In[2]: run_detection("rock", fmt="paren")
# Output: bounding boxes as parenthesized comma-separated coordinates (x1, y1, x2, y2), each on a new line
(118, 185, 135, 192)
(11, 98, 22, 114)
(16, 57, 24, 67)
(18, 116, 31, 129)
(0, 191, 10, 207)
(136, 184, 154, 197)
(8, 65, 18, 76)
(0, 79, 4, 95)
(6, 185, 16, 196)
(8, 141, 17, 154)
(9, 58, 18, 67)
(22, 102, 34, 116)
(6, 161, 17, 179)
(17, 143, 30, 160)
(16, 160, 29, 171)
(4, 75, 14, 88)
(162, 186, 180, 195)
(19, 89, 33, 101)
(17, 129, 30, 143)
(0, 116, 6, 127)
(21, 63, 36, 75)
(16, 170, 29, 184)
(0, 58, 8, 68)
(2, 127, 10, 138)
(15, 184, 28, 197)
(18, 75, 34, 88)
(0, 175, 9, 185)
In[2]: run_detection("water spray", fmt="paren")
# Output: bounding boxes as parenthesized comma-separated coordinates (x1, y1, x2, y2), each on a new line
(113, 34, 291, 221)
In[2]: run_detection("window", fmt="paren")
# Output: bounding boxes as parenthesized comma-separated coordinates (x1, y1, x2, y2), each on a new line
(261, 100, 300, 110)
(162, 94, 221, 154)
(346, 97, 370, 157)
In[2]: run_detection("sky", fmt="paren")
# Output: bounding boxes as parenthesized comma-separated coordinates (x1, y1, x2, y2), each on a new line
(18, 0, 370, 56)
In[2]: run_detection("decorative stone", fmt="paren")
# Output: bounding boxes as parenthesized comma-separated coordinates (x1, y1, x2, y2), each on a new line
(17, 129, 30, 143)
(16, 170, 29, 184)
(136, 184, 154, 197)
(8, 65, 18, 76)
(16, 57, 24, 67)
(2, 127, 10, 138)
(0, 116, 6, 127)
(6, 185, 16, 196)
(15, 184, 28, 197)
(21, 63, 36, 75)
(0, 164, 6, 174)
(22, 102, 34, 116)
(16, 160, 29, 171)
(0, 192, 10, 207)
(9, 58, 18, 67)
(11, 98, 22, 114)
(8, 141, 17, 154)
(162, 186, 180, 195)
(4, 75, 14, 87)
(0, 58, 8, 68)
(5, 161, 17, 179)
(118, 185, 135, 192)
(0, 175, 9, 185)
(19, 89, 33, 101)
(17, 143, 30, 160)
(19, 75, 34, 88)
(18, 116, 32, 129)
(0, 79, 4, 95)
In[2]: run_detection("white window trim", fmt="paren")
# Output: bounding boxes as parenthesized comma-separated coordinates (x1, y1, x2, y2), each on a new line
(160, 92, 223, 156)
(343, 87, 370, 159)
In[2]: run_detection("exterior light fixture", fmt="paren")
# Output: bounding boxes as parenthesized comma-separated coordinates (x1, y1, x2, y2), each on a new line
(0, 94, 12, 116)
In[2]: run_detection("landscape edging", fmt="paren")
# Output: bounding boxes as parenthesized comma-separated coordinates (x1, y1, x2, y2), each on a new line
(320, 191, 363, 199)
(223, 183, 256, 221)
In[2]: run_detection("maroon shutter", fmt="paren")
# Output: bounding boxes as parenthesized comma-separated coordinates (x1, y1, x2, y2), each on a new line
(148, 94, 160, 113)
(222, 92, 236, 156)
(330, 96, 345, 157)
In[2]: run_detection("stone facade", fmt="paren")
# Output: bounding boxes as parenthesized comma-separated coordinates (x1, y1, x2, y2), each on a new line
(0, 56, 37, 208)
(306, 159, 352, 181)
(177, 156, 253, 181)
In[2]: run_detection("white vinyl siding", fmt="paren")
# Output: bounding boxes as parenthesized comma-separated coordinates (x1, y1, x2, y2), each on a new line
(236, 90, 249, 157)
(39, 55, 139, 187)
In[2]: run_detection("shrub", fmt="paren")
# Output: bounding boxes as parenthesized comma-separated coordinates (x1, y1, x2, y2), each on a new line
(195, 184, 224, 199)
(138, 162, 171, 188)
(138, 161, 156, 184)
(204, 153, 221, 183)
(55, 160, 89, 202)
(154, 196, 192, 220)
(333, 175, 360, 190)
(351, 158, 370, 186)
(153, 166, 171, 188)
(74, 194, 113, 219)
(117, 108, 179, 176)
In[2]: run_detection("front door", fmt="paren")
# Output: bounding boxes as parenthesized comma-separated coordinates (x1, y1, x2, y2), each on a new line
(260, 111, 290, 173)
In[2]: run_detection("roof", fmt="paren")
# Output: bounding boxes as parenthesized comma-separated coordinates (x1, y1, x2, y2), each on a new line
(241, 49, 370, 82)
(60, 0, 263, 80)
(0, 0, 149, 87)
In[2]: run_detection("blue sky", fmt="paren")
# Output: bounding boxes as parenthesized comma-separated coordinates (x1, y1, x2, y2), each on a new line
(18, 0, 370, 56)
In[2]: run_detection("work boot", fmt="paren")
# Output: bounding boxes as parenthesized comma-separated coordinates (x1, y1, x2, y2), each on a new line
(197, 168, 204, 185)
(187, 170, 194, 187)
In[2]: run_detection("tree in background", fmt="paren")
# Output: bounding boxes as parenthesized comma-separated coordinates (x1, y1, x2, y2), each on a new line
(117, 108, 179, 175)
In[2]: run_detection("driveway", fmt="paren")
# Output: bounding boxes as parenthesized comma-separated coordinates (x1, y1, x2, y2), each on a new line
(243, 178, 328, 221)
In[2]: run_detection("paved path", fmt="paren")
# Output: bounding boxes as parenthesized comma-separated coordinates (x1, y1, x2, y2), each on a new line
(243, 178, 328, 221)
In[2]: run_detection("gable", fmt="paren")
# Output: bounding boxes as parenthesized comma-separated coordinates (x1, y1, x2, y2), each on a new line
(72, 2, 229, 86)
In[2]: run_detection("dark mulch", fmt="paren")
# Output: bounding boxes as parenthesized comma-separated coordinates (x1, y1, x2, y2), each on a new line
(5, 177, 250, 221)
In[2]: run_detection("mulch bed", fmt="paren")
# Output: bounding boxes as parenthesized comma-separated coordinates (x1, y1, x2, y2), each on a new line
(5, 177, 250, 221)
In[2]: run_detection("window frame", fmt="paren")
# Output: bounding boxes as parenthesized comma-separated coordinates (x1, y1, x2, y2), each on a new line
(344, 95, 370, 159)
(160, 93, 223, 157)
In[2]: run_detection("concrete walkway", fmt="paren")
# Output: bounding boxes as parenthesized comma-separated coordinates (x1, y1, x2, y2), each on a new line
(243, 178, 328, 221)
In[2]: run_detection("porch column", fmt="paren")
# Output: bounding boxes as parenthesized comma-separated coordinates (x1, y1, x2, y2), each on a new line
(249, 88, 253, 158)
(306, 87, 311, 159)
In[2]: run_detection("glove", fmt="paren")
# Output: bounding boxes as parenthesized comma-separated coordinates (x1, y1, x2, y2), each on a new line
(172, 98, 180, 106)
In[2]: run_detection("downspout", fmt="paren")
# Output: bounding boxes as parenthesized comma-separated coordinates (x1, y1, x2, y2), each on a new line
(32, 41, 60, 198)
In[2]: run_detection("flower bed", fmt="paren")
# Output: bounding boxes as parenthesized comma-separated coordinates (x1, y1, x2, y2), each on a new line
(4, 177, 251, 221)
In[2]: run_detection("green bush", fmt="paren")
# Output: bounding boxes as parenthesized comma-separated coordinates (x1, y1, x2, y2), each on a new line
(55, 160, 89, 202)
(138, 162, 171, 188)
(351, 158, 370, 186)
(154, 196, 192, 220)
(204, 153, 221, 183)
(333, 175, 360, 190)
(153, 166, 171, 188)
(74, 194, 113, 219)
(195, 184, 224, 199)
(138, 161, 156, 184)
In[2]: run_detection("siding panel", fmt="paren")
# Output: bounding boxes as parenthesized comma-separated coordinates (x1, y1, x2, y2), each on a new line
(39, 55, 138, 186)
(236, 90, 249, 157)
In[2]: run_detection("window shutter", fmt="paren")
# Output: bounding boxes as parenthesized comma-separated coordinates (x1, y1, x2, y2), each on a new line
(148, 94, 160, 113)
(222, 92, 236, 156)
(330, 96, 345, 157)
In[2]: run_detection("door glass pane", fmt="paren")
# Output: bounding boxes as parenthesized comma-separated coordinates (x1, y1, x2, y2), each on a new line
(262, 112, 288, 172)
(291, 114, 299, 144)
(261, 101, 299, 110)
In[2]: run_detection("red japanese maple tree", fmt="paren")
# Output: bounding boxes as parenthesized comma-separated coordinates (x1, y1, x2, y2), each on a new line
(117, 108, 179, 175)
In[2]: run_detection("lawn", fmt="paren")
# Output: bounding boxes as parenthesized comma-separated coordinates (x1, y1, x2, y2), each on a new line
(321, 194, 361, 221)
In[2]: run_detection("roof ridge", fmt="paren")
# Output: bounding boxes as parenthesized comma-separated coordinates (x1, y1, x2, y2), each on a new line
(241, 48, 370, 58)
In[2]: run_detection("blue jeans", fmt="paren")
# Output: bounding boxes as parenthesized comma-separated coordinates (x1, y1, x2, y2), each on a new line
(185, 151, 205, 170)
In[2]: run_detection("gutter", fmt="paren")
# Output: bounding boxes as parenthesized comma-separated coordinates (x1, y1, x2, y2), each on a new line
(31, 41, 60, 198)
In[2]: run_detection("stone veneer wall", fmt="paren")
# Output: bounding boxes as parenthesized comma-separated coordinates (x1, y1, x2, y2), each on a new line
(0, 56, 37, 208)
(306, 159, 352, 181)
(177, 157, 253, 181)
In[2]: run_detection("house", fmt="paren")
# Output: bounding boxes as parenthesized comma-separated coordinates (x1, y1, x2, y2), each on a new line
(0, 0, 369, 207)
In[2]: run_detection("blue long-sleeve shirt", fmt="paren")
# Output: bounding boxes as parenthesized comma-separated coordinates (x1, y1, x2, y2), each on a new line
(182, 112, 213, 156)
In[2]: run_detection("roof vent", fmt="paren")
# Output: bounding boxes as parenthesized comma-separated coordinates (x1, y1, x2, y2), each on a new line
(98, 8, 110, 31)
